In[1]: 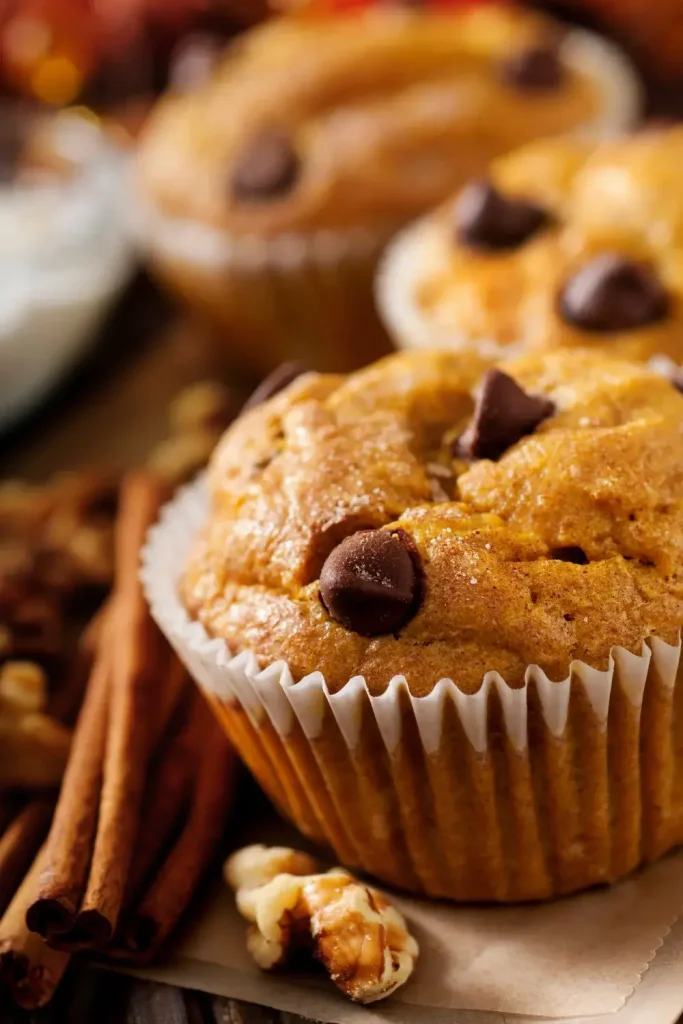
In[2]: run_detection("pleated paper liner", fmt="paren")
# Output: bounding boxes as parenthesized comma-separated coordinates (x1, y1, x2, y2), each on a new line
(131, 204, 395, 376)
(142, 478, 683, 903)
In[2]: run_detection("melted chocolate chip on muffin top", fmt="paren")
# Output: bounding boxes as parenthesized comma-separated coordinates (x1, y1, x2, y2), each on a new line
(232, 131, 300, 201)
(501, 42, 565, 91)
(454, 368, 555, 460)
(319, 530, 420, 636)
(455, 179, 551, 251)
(560, 255, 669, 332)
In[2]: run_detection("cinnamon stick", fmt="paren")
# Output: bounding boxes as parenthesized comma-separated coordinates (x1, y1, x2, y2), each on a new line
(123, 700, 236, 959)
(102, 685, 201, 959)
(120, 681, 198, 912)
(149, 646, 188, 755)
(0, 798, 54, 916)
(54, 472, 170, 950)
(25, 655, 110, 939)
(0, 797, 20, 839)
(80, 599, 111, 658)
(0, 847, 70, 1009)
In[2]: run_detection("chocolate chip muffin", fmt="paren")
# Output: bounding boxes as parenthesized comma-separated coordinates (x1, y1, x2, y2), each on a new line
(134, 5, 638, 375)
(380, 127, 683, 365)
(142, 347, 683, 903)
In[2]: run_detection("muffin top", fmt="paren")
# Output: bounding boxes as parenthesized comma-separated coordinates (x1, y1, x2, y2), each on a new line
(135, 6, 611, 237)
(400, 127, 683, 363)
(183, 349, 683, 696)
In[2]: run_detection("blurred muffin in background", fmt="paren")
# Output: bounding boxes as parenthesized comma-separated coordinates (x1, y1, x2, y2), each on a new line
(379, 125, 683, 366)
(134, 3, 638, 375)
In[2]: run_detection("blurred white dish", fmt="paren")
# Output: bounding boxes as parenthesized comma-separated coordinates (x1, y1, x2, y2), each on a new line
(0, 107, 135, 432)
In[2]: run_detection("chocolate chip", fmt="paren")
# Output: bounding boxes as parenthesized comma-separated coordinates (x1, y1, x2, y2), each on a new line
(242, 362, 307, 412)
(455, 179, 551, 252)
(169, 32, 224, 93)
(232, 131, 300, 201)
(319, 530, 419, 636)
(559, 255, 669, 332)
(501, 43, 564, 91)
(456, 368, 555, 461)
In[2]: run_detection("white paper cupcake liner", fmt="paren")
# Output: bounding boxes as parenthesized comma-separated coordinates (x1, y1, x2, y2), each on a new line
(558, 26, 640, 141)
(142, 477, 683, 902)
(130, 197, 395, 375)
(376, 213, 496, 356)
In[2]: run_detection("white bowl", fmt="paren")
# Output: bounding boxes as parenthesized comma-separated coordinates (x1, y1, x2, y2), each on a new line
(0, 109, 135, 432)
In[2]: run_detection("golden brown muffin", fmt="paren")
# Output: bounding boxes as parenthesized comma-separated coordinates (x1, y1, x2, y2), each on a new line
(380, 127, 683, 364)
(145, 348, 683, 902)
(184, 348, 683, 692)
(136, 7, 623, 236)
(133, 6, 637, 375)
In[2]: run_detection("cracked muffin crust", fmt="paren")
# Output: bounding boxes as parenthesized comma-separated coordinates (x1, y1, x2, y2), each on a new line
(183, 348, 683, 696)
(380, 127, 683, 363)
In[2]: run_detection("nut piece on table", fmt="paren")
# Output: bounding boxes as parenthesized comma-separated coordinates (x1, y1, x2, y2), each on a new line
(148, 380, 236, 489)
(147, 432, 221, 489)
(169, 381, 236, 437)
(39, 471, 118, 590)
(225, 844, 419, 1004)
(0, 662, 72, 789)
(0, 471, 117, 664)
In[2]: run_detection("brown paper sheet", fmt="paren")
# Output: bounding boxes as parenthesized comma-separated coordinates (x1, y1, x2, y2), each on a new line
(113, 816, 683, 1023)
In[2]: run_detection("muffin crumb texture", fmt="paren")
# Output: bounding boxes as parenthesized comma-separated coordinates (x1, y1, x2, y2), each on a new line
(184, 349, 683, 695)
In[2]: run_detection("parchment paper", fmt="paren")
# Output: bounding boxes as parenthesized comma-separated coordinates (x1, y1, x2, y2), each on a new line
(116, 813, 683, 1023)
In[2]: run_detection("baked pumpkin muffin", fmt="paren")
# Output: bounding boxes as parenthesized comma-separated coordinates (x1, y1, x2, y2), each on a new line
(380, 126, 683, 364)
(134, 4, 638, 375)
(145, 347, 683, 903)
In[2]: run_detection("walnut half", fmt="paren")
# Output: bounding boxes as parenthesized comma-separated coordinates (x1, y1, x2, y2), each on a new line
(225, 844, 419, 1004)
(0, 661, 72, 789)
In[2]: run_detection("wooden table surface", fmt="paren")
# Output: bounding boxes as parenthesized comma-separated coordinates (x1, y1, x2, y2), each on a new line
(0, 971, 311, 1024)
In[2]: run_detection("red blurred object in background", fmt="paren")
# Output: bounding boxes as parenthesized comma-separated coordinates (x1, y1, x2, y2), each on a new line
(0, 0, 504, 104)
(1, 0, 97, 104)
(0, 0, 214, 104)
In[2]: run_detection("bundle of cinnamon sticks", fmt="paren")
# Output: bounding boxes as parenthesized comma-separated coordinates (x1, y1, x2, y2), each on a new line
(0, 471, 236, 1009)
